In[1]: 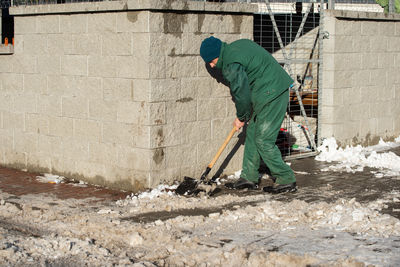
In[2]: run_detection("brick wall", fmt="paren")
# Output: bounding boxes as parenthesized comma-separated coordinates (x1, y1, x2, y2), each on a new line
(0, 1, 255, 191)
(321, 10, 400, 146)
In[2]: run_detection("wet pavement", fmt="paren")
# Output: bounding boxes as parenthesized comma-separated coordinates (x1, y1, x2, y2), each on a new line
(0, 167, 130, 202)
(1, 147, 399, 220)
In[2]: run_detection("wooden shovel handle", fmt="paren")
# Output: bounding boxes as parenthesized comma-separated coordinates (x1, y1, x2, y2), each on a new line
(207, 126, 237, 169)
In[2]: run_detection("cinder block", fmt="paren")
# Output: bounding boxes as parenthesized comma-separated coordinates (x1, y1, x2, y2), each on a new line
(211, 118, 235, 141)
(116, 11, 149, 33)
(74, 119, 102, 142)
(377, 116, 394, 135)
(132, 79, 150, 102)
(197, 98, 227, 120)
(61, 55, 88, 76)
(60, 14, 87, 34)
(150, 124, 181, 148)
(134, 125, 151, 149)
(0, 94, 12, 113)
(12, 55, 37, 74)
(378, 52, 395, 68)
(379, 21, 395, 36)
(102, 121, 134, 146)
(27, 152, 52, 172)
(88, 99, 117, 121)
(387, 36, 400, 52)
(166, 144, 196, 169)
(116, 55, 149, 79)
(352, 70, 370, 87)
(89, 142, 118, 165)
(370, 36, 388, 52)
(370, 69, 386, 87)
(37, 95, 62, 117)
(150, 33, 182, 56)
(88, 56, 117, 78)
(166, 55, 197, 78)
(62, 137, 89, 161)
(23, 34, 48, 55)
(149, 168, 181, 187)
(182, 13, 198, 33)
(14, 16, 36, 34)
(117, 146, 152, 171)
(360, 85, 379, 104)
(23, 74, 46, 94)
(181, 77, 213, 99)
(0, 129, 14, 153)
(344, 87, 361, 105)
(180, 120, 211, 145)
(226, 99, 236, 117)
(36, 15, 60, 34)
(103, 78, 133, 101)
(70, 34, 101, 55)
(148, 102, 166, 126)
(38, 135, 63, 156)
(361, 53, 379, 70)
(350, 102, 370, 121)
(336, 19, 361, 36)
(361, 20, 379, 36)
(104, 166, 149, 191)
(240, 15, 253, 34)
(334, 36, 353, 53)
(166, 99, 197, 123)
(51, 157, 76, 176)
(49, 116, 73, 137)
(102, 33, 132, 56)
(132, 32, 150, 58)
(150, 79, 178, 102)
(396, 22, 400, 36)
(182, 33, 203, 55)
(4, 151, 27, 168)
(117, 101, 146, 124)
(1, 73, 23, 92)
(320, 88, 342, 106)
(2, 111, 24, 130)
(74, 77, 103, 100)
(88, 13, 116, 33)
(148, 12, 164, 33)
(14, 132, 38, 153)
(74, 160, 106, 181)
(62, 96, 88, 118)
(38, 55, 61, 75)
(13, 94, 37, 114)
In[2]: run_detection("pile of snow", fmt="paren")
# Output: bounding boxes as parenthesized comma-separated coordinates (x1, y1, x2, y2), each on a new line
(316, 137, 400, 177)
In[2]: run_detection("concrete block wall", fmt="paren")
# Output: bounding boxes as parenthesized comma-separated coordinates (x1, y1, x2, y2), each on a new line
(321, 10, 400, 146)
(0, 0, 255, 192)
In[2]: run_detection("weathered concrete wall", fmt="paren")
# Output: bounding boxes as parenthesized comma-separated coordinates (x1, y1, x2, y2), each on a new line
(321, 10, 400, 146)
(0, 0, 255, 191)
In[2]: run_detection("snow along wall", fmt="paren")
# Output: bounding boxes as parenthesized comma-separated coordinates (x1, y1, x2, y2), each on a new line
(320, 9, 400, 147)
(0, 0, 255, 192)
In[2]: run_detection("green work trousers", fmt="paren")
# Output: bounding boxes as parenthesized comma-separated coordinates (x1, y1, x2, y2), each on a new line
(240, 89, 295, 185)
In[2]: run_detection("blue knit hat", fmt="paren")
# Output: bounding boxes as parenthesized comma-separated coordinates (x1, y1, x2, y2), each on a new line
(200, 36, 222, 63)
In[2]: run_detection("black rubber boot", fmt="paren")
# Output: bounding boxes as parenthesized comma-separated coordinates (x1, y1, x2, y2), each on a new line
(263, 182, 297, 194)
(226, 177, 257, 190)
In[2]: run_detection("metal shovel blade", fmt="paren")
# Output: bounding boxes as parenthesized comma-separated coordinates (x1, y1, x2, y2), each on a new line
(175, 176, 198, 195)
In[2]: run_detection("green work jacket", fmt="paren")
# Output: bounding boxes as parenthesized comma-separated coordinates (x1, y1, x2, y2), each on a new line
(215, 39, 293, 122)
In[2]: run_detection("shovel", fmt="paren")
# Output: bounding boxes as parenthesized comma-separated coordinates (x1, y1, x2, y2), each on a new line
(175, 126, 237, 195)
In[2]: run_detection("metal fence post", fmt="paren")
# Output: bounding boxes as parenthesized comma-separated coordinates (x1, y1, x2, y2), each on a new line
(389, 0, 395, 13)
(328, 0, 335, 10)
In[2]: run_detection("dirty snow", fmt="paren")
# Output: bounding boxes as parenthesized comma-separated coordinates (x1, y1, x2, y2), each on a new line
(316, 137, 400, 177)
(1, 137, 400, 266)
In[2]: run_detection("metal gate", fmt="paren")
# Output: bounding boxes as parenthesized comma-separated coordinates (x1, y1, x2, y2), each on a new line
(253, 0, 324, 159)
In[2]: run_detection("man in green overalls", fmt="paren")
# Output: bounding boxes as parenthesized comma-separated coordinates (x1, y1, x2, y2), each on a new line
(200, 36, 296, 194)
